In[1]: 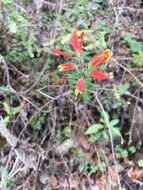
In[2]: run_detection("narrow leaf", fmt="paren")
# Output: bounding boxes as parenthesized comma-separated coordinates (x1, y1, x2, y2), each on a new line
(85, 124, 104, 135)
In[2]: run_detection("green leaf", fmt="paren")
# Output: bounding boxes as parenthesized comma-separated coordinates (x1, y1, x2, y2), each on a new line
(11, 106, 21, 115)
(9, 20, 17, 33)
(3, 101, 21, 116)
(89, 131, 102, 142)
(90, 164, 98, 173)
(29, 116, 37, 129)
(95, 0, 103, 3)
(121, 150, 128, 158)
(123, 32, 134, 41)
(123, 32, 143, 53)
(138, 159, 143, 168)
(109, 119, 119, 127)
(133, 52, 143, 67)
(3, 101, 10, 115)
(3, 0, 12, 5)
(3, 116, 10, 126)
(115, 146, 128, 158)
(102, 131, 109, 143)
(111, 180, 117, 188)
(0, 167, 9, 188)
(117, 83, 130, 94)
(101, 111, 110, 123)
(85, 124, 104, 135)
(111, 127, 124, 144)
(98, 31, 107, 48)
(80, 0, 88, 5)
(59, 33, 71, 44)
(128, 146, 136, 154)
(130, 41, 143, 52)
(111, 127, 120, 137)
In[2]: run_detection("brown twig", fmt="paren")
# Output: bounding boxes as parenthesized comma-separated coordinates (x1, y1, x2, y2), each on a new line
(128, 90, 139, 145)
(95, 95, 121, 189)
(0, 116, 41, 170)
(113, 58, 143, 89)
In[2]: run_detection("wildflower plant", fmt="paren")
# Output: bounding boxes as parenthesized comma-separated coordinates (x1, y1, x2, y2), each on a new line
(51, 31, 111, 100)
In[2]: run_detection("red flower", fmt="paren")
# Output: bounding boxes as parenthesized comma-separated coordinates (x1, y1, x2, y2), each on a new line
(51, 49, 72, 58)
(71, 31, 84, 54)
(75, 78, 84, 96)
(58, 63, 75, 72)
(90, 70, 108, 80)
(91, 49, 111, 67)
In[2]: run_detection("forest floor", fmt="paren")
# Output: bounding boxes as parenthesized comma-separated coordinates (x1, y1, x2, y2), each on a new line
(0, 0, 143, 190)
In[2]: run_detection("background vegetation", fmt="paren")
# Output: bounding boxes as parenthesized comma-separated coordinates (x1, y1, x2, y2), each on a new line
(0, 0, 143, 189)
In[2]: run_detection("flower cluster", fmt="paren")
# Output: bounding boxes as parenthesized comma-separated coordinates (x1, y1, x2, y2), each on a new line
(51, 31, 111, 96)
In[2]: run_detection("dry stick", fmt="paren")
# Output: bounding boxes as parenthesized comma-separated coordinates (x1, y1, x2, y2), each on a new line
(0, 117, 17, 147)
(113, 58, 143, 89)
(0, 55, 11, 90)
(0, 150, 13, 188)
(13, 2, 27, 13)
(8, 158, 24, 179)
(128, 90, 139, 145)
(22, 95, 41, 111)
(0, 55, 22, 104)
(95, 95, 121, 189)
(1, 54, 43, 112)
(108, 0, 119, 27)
(133, 179, 143, 186)
(24, 66, 47, 94)
(35, 91, 71, 115)
(52, 0, 64, 37)
(43, 0, 70, 10)
(93, 87, 143, 105)
(0, 117, 39, 170)
(0, 55, 42, 113)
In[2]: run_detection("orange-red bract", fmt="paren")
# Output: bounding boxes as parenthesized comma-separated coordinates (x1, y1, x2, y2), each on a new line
(71, 31, 84, 54)
(75, 78, 84, 96)
(58, 63, 75, 72)
(51, 49, 72, 58)
(90, 70, 108, 80)
(53, 76, 68, 85)
(80, 32, 84, 41)
(91, 49, 111, 67)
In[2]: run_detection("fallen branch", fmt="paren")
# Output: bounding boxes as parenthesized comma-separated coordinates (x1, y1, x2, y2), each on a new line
(0, 116, 41, 170)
